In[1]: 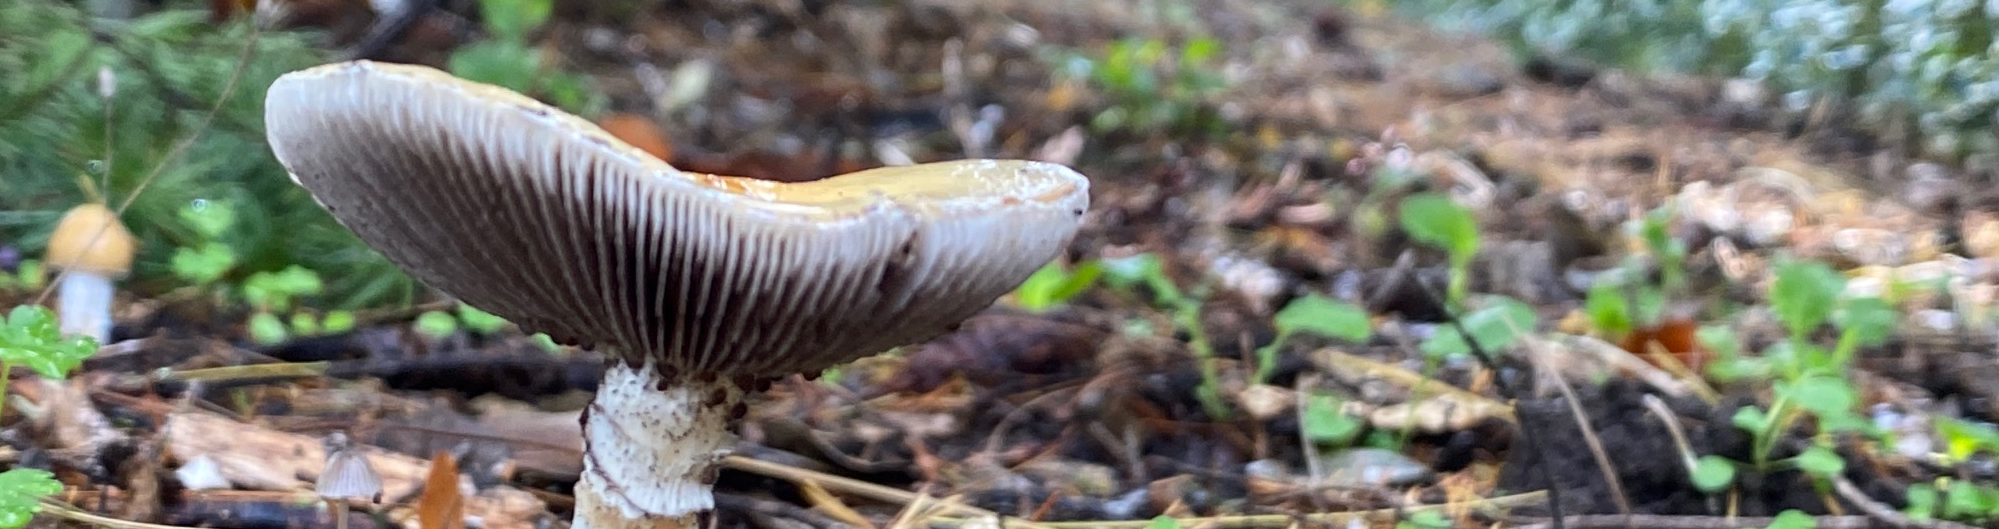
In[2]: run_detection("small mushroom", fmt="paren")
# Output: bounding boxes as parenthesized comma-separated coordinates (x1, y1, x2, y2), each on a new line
(44, 203, 136, 344)
(263, 61, 1091, 529)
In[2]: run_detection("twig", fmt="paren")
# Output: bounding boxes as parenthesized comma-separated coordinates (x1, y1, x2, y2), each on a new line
(719, 455, 1056, 529)
(1520, 336, 1633, 520)
(39, 499, 206, 529)
(1832, 475, 1977, 529)
(155, 362, 333, 383)
(924, 491, 1549, 529)
(1510, 514, 1878, 529)
(716, 492, 860, 529)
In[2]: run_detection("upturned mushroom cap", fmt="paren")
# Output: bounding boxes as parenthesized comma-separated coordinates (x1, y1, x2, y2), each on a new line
(46, 203, 137, 277)
(265, 61, 1089, 380)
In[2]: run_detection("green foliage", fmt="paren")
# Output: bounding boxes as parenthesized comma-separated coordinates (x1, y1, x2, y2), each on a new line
(0, 306, 89, 526)
(1907, 483, 1940, 522)
(1397, 193, 1480, 307)
(1395, 510, 1452, 529)
(1101, 253, 1227, 418)
(1387, 0, 1999, 161)
(1690, 455, 1736, 493)
(457, 304, 510, 335)
(1012, 261, 1103, 313)
(0, 468, 62, 528)
(1586, 205, 1683, 338)
(414, 310, 459, 339)
(1302, 392, 1364, 446)
(1764, 510, 1815, 529)
(0, 306, 95, 380)
(1254, 294, 1370, 383)
(1697, 256, 1890, 480)
(0, 0, 419, 309)
(1049, 37, 1232, 138)
(450, 0, 603, 115)
(1419, 296, 1536, 360)
(1143, 516, 1181, 529)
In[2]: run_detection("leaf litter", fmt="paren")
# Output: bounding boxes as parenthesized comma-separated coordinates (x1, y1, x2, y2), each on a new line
(9, 0, 1999, 528)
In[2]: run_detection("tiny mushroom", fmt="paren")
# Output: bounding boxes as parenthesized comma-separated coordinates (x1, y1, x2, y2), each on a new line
(44, 203, 136, 344)
(263, 61, 1091, 529)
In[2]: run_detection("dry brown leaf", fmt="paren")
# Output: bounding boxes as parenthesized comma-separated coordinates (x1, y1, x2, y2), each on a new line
(417, 451, 465, 529)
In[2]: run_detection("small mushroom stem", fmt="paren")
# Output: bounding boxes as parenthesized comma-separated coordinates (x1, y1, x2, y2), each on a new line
(575, 358, 742, 529)
(54, 271, 115, 344)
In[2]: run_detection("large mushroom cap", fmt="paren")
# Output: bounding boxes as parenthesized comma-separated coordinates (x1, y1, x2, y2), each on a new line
(265, 61, 1090, 379)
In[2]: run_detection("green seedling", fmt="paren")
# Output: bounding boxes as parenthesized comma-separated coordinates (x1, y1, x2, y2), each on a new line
(1301, 392, 1364, 447)
(1693, 258, 1892, 496)
(1254, 294, 1371, 383)
(1396, 510, 1452, 529)
(168, 200, 239, 287)
(414, 310, 460, 340)
(241, 265, 326, 344)
(1585, 204, 1684, 339)
(1101, 253, 1228, 418)
(457, 304, 511, 335)
(1690, 455, 1736, 494)
(1419, 296, 1536, 360)
(1765, 510, 1815, 529)
(1050, 37, 1231, 138)
(1397, 193, 1479, 309)
(449, 0, 602, 114)
(1011, 260, 1103, 313)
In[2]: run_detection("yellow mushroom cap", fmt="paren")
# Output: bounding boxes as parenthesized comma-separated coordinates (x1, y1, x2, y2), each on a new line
(46, 203, 137, 277)
(264, 61, 1091, 379)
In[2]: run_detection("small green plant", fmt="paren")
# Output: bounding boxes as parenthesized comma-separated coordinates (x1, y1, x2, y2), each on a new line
(1101, 253, 1229, 418)
(1692, 258, 1893, 495)
(0, 261, 45, 293)
(449, 0, 603, 115)
(1764, 510, 1815, 529)
(0, 304, 96, 526)
(1397, 193, 1480, 308)
(1301, 391, 1365, 447)
(1254, 294, 1371, 383)
(0, 467, 61, 528)
(1050, 37, 1231, 138)
(241, 265, 326, 344)
(1010, 260, 1103, 313)
(168, 199, 239, 287)
(414, 310, 460, 340)
(1584, 204, 1685, 339)
(1418, 296, 1537, 360)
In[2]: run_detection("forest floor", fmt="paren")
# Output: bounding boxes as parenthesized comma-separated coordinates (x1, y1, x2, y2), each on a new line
(14, 0, 1999, 529)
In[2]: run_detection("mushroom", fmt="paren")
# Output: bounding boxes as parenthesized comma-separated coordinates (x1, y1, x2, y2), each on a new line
(44, 203, 136, 344)
(263, 61, 1090, 529)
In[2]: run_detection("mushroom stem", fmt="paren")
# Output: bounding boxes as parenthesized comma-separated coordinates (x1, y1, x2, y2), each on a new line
(54, 271, 115, 344)
(576, 358, 742, 529)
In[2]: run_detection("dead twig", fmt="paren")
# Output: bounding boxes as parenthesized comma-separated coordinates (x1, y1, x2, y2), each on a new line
(925, 491, 1549, 529)
(1511, 514, 1878, 529)
(719, 456, 1056, 529)
(1832, 475, 1978, 529)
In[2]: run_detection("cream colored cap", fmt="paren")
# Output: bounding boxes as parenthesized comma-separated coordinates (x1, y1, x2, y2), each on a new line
(264, 61, 1090, 379)
(46, 203, 137, 277)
